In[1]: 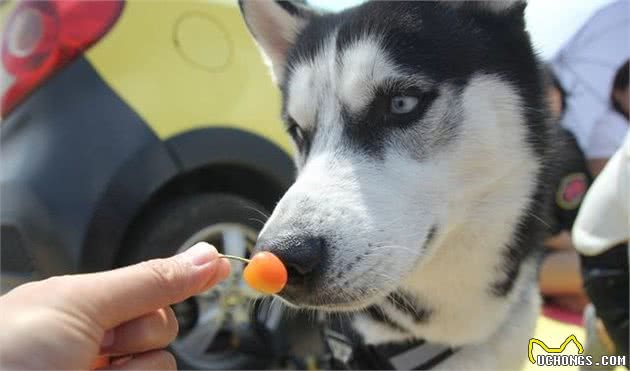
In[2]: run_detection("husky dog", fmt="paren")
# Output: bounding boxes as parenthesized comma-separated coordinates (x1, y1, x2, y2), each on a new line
(240, 1, 553, 369)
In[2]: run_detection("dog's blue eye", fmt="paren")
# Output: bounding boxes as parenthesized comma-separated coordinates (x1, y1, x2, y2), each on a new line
(390, 96, 419, 114)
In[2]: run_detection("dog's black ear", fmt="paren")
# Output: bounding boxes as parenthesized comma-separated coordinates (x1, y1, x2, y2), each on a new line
(239, 0, 316, 84)
(446, 0, 526, 15)
(444, 1, 526, 29)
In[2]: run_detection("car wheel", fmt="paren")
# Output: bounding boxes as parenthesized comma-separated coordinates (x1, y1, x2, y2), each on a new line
(119, 193, 284, 370)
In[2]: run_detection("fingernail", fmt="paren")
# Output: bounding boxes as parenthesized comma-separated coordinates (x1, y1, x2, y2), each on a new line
(182, 242, 218, 266)
(101, 329, 115, 348)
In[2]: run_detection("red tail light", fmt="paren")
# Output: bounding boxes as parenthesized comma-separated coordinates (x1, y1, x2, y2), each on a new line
(1, 0, 124, 117)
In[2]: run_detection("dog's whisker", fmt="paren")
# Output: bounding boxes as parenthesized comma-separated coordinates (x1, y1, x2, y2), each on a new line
(247, 217, 267, 228)
(370, 244, 418, 252)
(243, 205, 270, 221)
(528, 212, 551, 229)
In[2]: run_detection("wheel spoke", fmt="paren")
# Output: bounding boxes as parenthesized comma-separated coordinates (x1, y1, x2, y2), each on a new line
(222, 227, 248, 273)
(174, 306, 223, 357)
(258, 298, 284, 331)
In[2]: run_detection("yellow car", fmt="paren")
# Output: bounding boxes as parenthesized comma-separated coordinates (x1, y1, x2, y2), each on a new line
(0, 0, 306, 368)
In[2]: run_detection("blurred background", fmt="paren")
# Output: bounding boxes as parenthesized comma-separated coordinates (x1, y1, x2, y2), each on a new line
(0, 0, 627, 369)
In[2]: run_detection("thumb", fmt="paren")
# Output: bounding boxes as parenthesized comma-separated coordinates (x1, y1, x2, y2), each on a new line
(71, 242, 231, 330)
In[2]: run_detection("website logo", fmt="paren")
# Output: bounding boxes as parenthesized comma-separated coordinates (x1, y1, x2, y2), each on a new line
(529, 335, 627, 367)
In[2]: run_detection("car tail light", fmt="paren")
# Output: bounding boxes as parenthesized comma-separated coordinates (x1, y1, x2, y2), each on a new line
(1, 0, 124, 117)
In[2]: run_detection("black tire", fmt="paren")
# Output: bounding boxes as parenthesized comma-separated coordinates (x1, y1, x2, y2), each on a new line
(119, 193, 278, 370)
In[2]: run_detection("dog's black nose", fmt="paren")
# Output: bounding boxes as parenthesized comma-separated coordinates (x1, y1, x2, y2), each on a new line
(256, 235, 324, 281)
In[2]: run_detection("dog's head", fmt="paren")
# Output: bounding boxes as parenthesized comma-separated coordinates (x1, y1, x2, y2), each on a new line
(240, 0, 546, 311)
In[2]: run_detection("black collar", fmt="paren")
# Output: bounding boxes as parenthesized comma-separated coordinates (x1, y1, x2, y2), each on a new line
(323, 319, 458, 370)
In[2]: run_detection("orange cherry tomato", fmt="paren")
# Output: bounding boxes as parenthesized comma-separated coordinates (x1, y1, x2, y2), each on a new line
(243, 251, 287, 294)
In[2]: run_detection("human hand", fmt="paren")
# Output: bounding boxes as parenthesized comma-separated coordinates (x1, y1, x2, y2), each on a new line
(0, 242, 231, 370)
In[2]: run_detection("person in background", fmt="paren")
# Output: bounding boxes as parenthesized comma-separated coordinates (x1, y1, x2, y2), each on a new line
(538, 68, 591, 313)
(573, 132, 629, 365)
(585, 60, 629, 176)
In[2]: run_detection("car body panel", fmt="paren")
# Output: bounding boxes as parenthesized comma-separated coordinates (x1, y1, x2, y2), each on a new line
(84, 0, 291, 152)
(1, 57, 162, 278)
(83, 126, 295, 273)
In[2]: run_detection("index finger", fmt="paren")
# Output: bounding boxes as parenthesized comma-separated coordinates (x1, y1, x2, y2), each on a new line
(70, 242, 231, 329)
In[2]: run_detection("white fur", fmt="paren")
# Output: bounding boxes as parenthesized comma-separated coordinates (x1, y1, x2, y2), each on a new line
(287, 64, 317, 130)
(339, 38, 396, 113)
(338, 38, 434, 115)
(288, 37, 434, 129)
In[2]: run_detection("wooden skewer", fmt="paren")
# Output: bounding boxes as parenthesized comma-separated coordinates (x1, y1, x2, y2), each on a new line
(219, 254, 251, 264)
